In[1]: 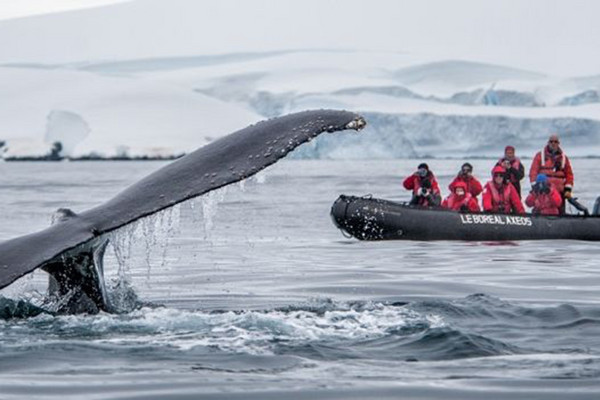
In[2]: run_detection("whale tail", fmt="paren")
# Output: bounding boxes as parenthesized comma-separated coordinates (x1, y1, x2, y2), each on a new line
(41, 208, 111, 314)
(0, 110, 366, 314)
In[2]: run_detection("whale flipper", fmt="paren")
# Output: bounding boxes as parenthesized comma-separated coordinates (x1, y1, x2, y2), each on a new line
(0, 110, 366, 297)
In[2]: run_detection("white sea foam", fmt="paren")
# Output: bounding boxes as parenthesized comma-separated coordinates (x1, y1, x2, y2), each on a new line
(28, 300, 444, 355)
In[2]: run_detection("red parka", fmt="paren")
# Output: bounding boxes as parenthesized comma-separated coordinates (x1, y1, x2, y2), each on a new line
(403, 171, 441, 207)
(442, 182, 480, 212)
(403, 173, 440, 196)
(525, 186, 562, 215)
(482, 181, 525, 214)
(529, 146, 573, 194)
(448, 175, 483, 198)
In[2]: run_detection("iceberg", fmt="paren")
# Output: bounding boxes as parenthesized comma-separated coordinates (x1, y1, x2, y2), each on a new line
(44, 110, 91, 157)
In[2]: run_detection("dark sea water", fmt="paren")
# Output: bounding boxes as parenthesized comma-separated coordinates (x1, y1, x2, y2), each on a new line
(1, 159, 600, 399)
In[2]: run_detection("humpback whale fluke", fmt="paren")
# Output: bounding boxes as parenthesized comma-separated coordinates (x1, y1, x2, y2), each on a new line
(0, 110, 366, 312)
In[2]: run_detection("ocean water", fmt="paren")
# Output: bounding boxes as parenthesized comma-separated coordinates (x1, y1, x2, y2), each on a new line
(1, 158, 600, 399)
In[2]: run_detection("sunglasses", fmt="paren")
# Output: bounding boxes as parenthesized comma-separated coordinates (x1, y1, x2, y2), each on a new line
(549, 140, 559, 144)
(494, 173, 504, 178)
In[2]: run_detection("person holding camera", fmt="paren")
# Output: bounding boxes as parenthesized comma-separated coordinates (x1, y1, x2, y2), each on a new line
(482, 165, 525, 214)
(448, 162, 483, 200)
(525, 174, 562, 215)
(496, 145, 525, 198)
(442, 181, 480, 212)
(529, 134, 574, 213)
(403, 163, 441, 207)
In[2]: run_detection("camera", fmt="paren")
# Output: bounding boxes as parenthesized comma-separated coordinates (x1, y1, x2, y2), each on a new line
(533, 182, 549, 194)
(554, 160, 562, 172)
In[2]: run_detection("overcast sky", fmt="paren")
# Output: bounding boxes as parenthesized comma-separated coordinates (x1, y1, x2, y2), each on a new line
(1, 0, 599, 76)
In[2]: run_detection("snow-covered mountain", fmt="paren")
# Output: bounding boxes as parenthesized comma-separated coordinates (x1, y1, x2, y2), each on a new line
(0, 66, 259, 157)
(1, 1, 600, 158)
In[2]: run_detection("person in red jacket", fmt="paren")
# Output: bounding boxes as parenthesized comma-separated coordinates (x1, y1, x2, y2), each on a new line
(482, 165, 525, 214)
(525, 174, 562, 215)
(529, 134, 574, 213)
(403, 163, 441, 207)
(448, 162, 483, 199)
(442, 181, 480, 212)
(496, 145, 525, 198)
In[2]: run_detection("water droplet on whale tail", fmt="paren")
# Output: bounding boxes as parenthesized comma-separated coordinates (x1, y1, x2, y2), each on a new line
(345, 117, 367, 131)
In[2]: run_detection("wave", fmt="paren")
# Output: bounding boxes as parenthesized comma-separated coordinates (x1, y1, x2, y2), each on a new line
(4, 294, 597, 365)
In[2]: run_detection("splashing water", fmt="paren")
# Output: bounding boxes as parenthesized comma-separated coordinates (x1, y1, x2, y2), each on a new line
(237, 179, 246, 193)
(199, 187, 228, 236)
(0, 299, 445, 354)
(102, 204, 181, 311)
(255, 170, 268, 184)
(109, 223, 136, 281)
(103, 171, 265, 289)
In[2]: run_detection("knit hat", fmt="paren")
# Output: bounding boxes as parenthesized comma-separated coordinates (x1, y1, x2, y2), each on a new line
(536, 174, 548, 183)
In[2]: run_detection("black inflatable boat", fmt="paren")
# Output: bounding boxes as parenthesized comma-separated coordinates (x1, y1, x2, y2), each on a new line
(331, 195, 600, 241)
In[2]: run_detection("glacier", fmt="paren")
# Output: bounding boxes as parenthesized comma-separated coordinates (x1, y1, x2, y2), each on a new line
(3, 53, 600, 159)
(292, 112, 600, 159)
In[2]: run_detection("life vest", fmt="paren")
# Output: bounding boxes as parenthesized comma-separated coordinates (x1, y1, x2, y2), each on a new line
(539, 147, 566, 180)
(447, 193, 473, 210)
(488, 183, 513, 213)
(530, 145, 573, 195)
